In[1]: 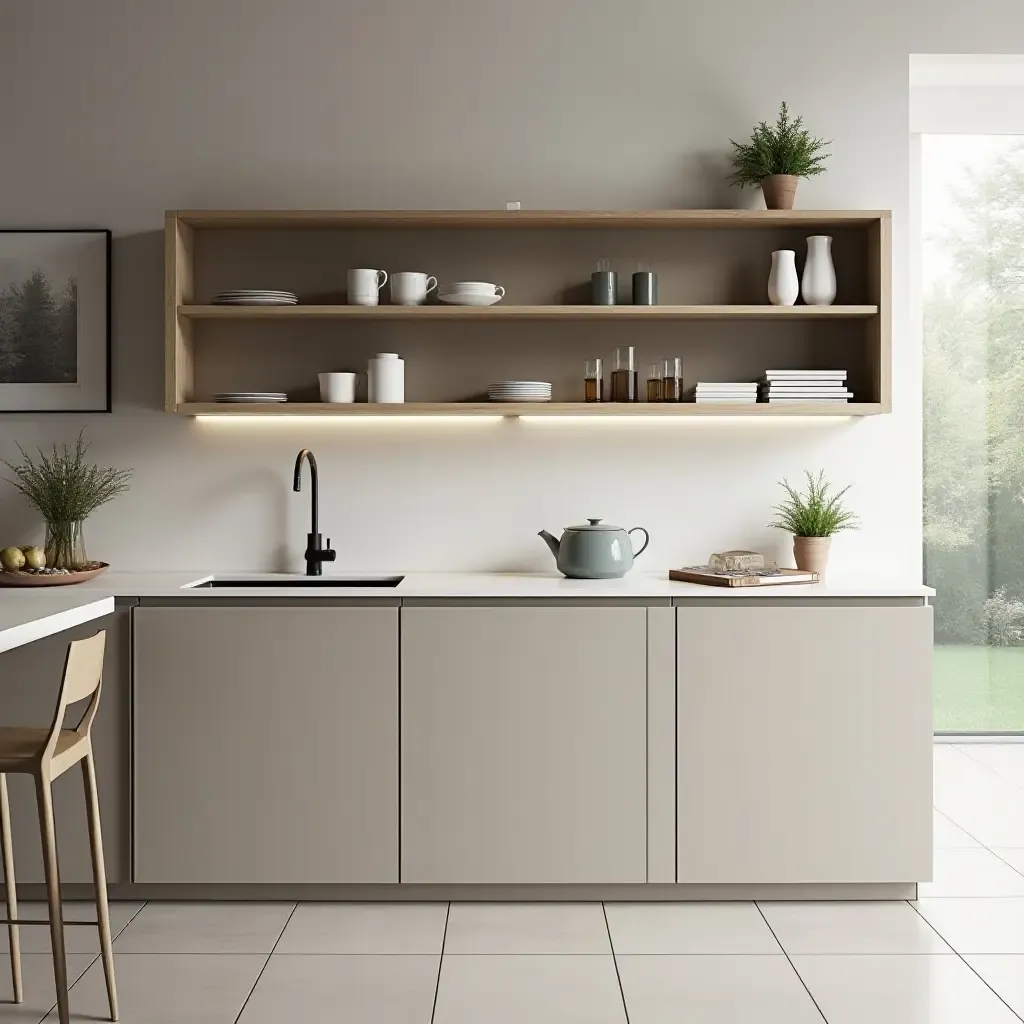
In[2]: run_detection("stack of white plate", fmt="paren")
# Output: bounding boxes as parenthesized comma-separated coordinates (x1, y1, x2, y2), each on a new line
(438, 282, 505, 306)
(211, 290, 298, 305)
(213, 392, 288, 403)
(487, 381, 552, 403)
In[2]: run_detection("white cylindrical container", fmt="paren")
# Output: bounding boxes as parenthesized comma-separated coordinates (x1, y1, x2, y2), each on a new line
(767, 249, 799, 306)
(368, 353, 404, 403)
(319, 371, 357, 403)
(801, 235, 837, 306)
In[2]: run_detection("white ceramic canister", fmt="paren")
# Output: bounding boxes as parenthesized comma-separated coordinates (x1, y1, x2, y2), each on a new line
(368, 353, 405, 403)
(767, 249, 799, 306)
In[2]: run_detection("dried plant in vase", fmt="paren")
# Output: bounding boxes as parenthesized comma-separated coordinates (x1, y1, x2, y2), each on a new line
(729, 102, 831, 209)
(768, 470, 857, 576)
(3, 432, 132, 570)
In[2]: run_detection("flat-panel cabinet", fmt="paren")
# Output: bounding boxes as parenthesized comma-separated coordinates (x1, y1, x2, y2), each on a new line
(0, 607, 130, 883)
(133, 605, 399, 883)
(401, 605, 648, 883)
(677, 604, 933, 883)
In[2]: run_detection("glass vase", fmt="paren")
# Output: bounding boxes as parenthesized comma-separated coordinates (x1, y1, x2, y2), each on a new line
(45, 520, 88, 570)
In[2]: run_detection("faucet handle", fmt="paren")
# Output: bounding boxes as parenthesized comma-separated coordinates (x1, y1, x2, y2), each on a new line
(324, 539, 337, 562)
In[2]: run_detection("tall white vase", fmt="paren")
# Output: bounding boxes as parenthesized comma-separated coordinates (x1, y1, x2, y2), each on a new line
(767, 250, 799, 306)
(801, 234, 837, 305)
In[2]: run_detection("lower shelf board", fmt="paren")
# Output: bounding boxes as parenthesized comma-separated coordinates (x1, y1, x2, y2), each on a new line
(177, 402, 884, 417)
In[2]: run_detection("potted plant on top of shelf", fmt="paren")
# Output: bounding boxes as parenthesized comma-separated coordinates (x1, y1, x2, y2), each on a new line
(729, 102, 831, 210)
(768, 469, 857, 577)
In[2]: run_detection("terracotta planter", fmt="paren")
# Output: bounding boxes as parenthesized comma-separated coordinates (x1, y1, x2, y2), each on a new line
(793, 536, 831, 576)
(761, 174, 798, 210)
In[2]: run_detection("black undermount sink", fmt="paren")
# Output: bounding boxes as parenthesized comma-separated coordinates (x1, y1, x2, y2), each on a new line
(192, 576, 405, 588)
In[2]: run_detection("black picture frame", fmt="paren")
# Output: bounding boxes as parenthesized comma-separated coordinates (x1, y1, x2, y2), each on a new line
(0, 228, 112, 413)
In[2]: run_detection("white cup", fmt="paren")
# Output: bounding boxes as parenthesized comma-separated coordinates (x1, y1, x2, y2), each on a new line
(319, 371, 357, 404)
(390, 272, 437, 305)
(347, 268, 388, 306)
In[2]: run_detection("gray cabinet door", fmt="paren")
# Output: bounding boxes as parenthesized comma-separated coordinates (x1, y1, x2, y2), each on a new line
(401, 605, 647, 883)
(677, 604, 933, 883)
(0, 607, 130, 883)
(133, 605, 398, 883)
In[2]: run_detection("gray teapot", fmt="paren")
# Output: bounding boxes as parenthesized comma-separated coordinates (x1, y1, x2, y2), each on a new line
(538, 518, 650, 579)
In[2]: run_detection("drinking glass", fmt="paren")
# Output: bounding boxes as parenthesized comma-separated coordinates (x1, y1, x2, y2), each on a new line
(646, 362, 662, 403)
(662, 356, 683, 402)
(584, 358, 603, 403)
(611, 346, 637, 402)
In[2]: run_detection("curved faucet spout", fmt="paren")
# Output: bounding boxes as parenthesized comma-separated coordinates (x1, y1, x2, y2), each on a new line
(293, 448, 319, 539)
(292, 448, 334, 575)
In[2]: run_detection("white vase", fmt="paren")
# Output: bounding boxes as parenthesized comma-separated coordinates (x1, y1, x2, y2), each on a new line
(801, 234, 837, 305)
(767, 250, 799, 306)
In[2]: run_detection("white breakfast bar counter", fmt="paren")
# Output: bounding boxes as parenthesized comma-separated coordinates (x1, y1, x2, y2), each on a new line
(0, 571, 934, 901)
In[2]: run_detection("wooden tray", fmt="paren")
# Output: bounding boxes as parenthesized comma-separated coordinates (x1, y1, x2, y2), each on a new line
(0, 563, 109, 587)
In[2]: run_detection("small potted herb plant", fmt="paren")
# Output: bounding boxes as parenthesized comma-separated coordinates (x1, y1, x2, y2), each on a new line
(3, 432, 131, 573)
(729, 102, 831, 210)
(768, 470, 857, 576)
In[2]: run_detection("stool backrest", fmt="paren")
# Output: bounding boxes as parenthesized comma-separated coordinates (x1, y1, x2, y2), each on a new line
(44, 630, 107, 761)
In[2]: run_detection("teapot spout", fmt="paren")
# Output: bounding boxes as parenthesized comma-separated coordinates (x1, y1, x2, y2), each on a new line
(538, 529, 561, 561)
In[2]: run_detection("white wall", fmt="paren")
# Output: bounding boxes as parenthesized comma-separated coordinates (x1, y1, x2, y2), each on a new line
(0, 1, 1016, 576)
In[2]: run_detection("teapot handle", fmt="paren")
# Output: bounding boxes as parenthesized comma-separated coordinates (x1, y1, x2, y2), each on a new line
(628, 527, 650, 558)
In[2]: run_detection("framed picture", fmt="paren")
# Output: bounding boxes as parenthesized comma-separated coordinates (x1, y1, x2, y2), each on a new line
(0, 229, 111, 412)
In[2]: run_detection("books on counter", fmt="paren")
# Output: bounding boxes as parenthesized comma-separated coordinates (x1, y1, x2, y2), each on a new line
(691, 382, 758, 404)
(669, 566, 819, 587)
(759, 369, 851, 404)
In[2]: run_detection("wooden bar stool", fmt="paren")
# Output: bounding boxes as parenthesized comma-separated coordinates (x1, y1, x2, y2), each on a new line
(0, 631, 118, 1023)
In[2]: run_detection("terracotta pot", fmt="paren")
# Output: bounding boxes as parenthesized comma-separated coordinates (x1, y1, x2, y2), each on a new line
(761, 174, 798, 210)
(793, 536, 831, 576)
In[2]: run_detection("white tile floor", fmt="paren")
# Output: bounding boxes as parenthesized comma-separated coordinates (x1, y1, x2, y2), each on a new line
(1, 743, 1024, 1022)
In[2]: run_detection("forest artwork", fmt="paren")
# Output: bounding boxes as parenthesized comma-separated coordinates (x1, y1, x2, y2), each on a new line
(0, 231, 110, 412)
(0, 268, 78, 384)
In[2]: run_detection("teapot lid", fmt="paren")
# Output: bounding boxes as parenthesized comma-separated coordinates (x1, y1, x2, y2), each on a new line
(565, 517, 621, 532)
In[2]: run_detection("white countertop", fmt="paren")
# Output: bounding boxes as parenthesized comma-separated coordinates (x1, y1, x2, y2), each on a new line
(0, 572, 932, 653)
(0, 593, 115, 654)
(48, 570, 935, 600)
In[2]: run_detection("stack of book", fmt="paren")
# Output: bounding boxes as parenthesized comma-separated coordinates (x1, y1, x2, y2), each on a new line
(759, 370, 852, 404)
(690, 382, 758, 404)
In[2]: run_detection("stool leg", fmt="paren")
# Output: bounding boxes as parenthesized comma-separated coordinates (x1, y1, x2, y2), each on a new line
(0, 774, 22, 1003)
(82, 752, 118, 1021)
(35, 774, 68, 1024)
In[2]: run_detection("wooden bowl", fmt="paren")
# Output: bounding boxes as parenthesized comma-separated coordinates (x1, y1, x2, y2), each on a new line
(0, 563, 109, 587)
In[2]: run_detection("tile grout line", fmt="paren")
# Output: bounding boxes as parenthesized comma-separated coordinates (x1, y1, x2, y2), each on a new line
(935, 803, 1024, 884)
(602, 903, 630, 1024)
(40, 898, 150, 1020)
(753, 902, 829, 1024)
(429, 902, 450, 1024)
(231, 902, 298, 1024)
(954, 745, 1024, 795)
(906, 898, 1024, 1024)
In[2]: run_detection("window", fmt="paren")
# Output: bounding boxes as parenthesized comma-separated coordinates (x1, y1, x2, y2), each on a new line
(922, 134, 1024, 732)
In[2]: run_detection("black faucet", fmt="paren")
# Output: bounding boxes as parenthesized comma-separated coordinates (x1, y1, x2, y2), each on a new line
(293, 448, 336, 576)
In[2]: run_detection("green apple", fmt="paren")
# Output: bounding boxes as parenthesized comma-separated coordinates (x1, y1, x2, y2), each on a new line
(0, 546, 26, 571)
(21, 546, 46, 570)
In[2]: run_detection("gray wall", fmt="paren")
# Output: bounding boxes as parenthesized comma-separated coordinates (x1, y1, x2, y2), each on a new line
(0, 1, 1014, 576)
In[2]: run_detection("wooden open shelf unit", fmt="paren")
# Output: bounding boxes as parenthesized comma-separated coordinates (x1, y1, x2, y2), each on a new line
(166, 209, 891, 417)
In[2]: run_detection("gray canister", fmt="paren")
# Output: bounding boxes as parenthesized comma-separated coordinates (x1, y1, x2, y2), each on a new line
(632, 271, 658, 305)
(591, 271, 618, 305)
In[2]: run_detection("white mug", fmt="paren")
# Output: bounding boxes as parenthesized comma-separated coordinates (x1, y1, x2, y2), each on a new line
(319, 371, 357, 404)
(390, 272, 437, 305)
(347, 268, 388, 306)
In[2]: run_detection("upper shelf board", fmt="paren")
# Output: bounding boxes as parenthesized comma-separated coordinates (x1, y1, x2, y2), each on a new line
(178, 304, 878, 321)
(170, 209, 890, 230)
